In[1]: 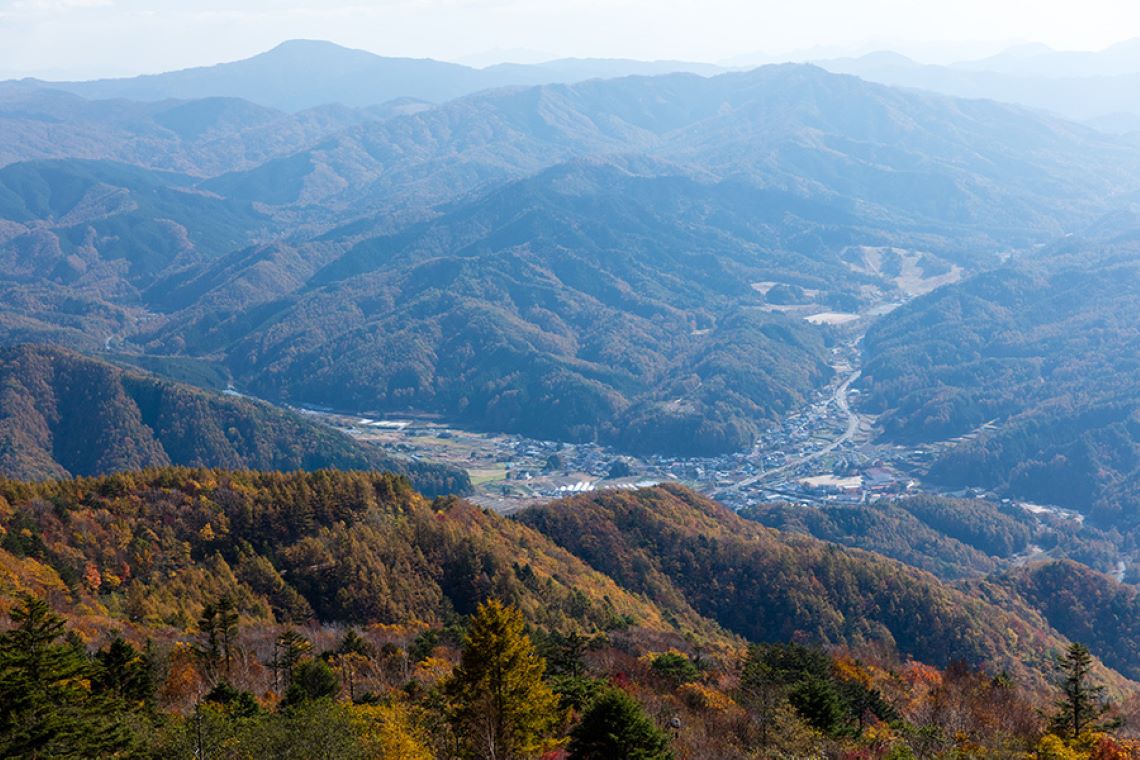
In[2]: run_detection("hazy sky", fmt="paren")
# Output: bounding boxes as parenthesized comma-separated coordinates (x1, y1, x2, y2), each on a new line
(2, 0, 1140, 79)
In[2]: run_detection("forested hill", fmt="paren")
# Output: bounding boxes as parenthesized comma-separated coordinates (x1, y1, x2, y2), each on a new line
(0, 344, 469, 495)
(989, 560, 1140, 682)
(0, 468, 719, 641)
(187, 163, 846, 456)
(0, 468, 1126, 692)
(517, 483, 1090, 687)
(858, 256, 1140, 528)
(7, 470, 1123, 757)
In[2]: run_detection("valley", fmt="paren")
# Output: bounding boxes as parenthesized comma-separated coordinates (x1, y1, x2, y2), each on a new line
(292, 307, 1064, 531)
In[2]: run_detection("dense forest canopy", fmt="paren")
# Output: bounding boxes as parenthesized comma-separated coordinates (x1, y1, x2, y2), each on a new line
(518, 484, 1080, 686)
(0, 469, 1119, 691)
(0, 471, 1138, 758)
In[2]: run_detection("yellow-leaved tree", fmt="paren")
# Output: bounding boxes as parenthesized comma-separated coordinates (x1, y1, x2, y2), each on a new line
(352, 703, 433, 760)
(445, 599, 562, 760)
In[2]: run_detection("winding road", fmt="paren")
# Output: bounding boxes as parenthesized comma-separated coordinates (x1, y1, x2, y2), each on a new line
(739, 368, 863, 487)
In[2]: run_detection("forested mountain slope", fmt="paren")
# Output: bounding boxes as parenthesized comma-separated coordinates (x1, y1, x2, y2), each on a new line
(742, 494, 1038, 580)
(986, 560, 1140, 681)
(0, 158, 273, 349)
(165, 161, 867, 455)
(0, 344, 469, 495)
(518, 484, 1080, 686)
(0, 87, 382, 174)
(202, 64, 1140, 240)
(2, 65, 1140, 455)
(859, 255, 1140, 527)
(6, 470, 1115, 759)
(0, 469, 719, 639)
(0, 470, 1128, 693)
(0, 158, 270, 288)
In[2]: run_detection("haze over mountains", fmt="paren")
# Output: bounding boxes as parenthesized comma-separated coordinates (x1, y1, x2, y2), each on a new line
(12, 37, 1140, 133)
(3, 57, 1139, 457)
(815, 39, 1140, 131)
(5, 40, 723, 113)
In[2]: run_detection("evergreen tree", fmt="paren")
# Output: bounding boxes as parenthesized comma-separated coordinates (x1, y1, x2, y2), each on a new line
(1050, 642, 1116, 739)
(0, 594, 131, 758)
(271, 629, 312, 693)
(790, 675, 846, 735)
(92, 635, 156, 710)
(335, 629, 372, 702)
(649, 651, 699, 687)
(203, 680, 263, 718)
(337, 628, 371, 658)
(196, 594, 240, 683)
(539, 630, 593, 678)
(739, 647, 792, 748)
(567, 687, 672, 760)
(285, 659, 339, 705)
(445, 599, 561, 760)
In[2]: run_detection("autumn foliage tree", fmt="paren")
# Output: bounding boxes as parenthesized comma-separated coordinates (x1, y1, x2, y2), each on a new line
(445, 599, 561, 760)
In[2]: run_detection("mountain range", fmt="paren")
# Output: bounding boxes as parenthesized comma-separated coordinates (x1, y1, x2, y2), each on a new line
(5, 39, 1140, 753)
(3, 60, 1139, 454)
(2, 38, 1140, 566)
(15, 37, 1140, 131)
(7, 40, 723, 113)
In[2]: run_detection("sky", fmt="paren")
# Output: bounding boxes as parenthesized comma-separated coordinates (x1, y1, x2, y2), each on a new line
(2, 0, 1140, 79)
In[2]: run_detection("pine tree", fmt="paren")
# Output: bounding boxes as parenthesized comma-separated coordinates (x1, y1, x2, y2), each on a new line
(285, 658, 339, 705)
(336, 629, 372, 702)
(338, 628, 371, 658)
(568, 687, 672, 760)
(542, 630, 591, 678)
(0, 594, 131, 757)
(270, 628, 312, 693)
(445, 599, 561, 760)
(203, 680, 263, 718)
(196, 594, 240, 683)
(1050, 642, 1116, 739)
(93, 635, 156, 710)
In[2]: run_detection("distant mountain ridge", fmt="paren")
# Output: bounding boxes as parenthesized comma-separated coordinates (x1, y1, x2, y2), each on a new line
(198, 63, 1140, 236)
(0, 85, 394, 174)
(948, 38, 1140, 78)
(10, 40, 724, 112)
(815, 39, 1140, 129)
(16, 36, 1140, 133)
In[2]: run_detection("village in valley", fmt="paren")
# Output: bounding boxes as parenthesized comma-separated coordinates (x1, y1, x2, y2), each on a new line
(287, 257, 998, 513)
(298, 340, 994, 516)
